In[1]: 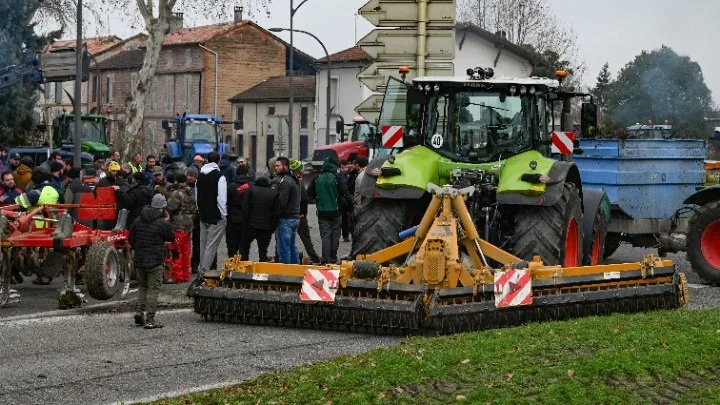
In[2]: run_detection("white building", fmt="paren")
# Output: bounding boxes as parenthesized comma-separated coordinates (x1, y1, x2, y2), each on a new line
(229, 76, 316, 174)
(314, 23, 543, 144)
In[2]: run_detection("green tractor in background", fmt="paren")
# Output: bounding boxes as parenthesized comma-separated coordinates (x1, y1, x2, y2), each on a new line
(353, 68, 608, 267)
(52, 113, 111, 165)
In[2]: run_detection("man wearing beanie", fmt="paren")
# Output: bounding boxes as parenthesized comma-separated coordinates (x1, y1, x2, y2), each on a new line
(118, 171, 153, 228)
(129, 193, 175, 329)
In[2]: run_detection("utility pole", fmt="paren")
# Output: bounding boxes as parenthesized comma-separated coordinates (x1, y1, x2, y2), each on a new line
(73, 0, 83, 168)
(288, 0, 294, 158)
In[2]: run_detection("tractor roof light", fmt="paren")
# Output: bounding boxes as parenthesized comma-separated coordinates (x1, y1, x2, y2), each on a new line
(555, 70, 568, 78)
(399, 66, 410, 74)
(520, 86, 527, 95)
(529, 86, 536, 95)
(467, 67, 495, 80)
(509, 85, 517, 95)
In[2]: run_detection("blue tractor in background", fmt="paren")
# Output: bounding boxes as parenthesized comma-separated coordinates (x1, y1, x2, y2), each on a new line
(162, 113, 231, 164)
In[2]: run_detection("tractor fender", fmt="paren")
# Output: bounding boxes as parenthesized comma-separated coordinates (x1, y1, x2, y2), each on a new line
(582, 187, 611, 254)
(358, 155, 425, 200)
(496, 161, 583, 207)
(683, 185, 720, 207)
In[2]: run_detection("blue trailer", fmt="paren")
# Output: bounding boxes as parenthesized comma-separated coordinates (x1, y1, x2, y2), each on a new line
(574, 138, 720, 284)
(162, 113, 230, 165)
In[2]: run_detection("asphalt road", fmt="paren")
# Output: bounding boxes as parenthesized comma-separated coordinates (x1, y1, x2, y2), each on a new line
(0, 211, 718, 405)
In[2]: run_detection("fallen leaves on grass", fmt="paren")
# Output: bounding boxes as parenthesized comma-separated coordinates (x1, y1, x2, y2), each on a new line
(568, 369, 575, 379)
(456, 394, 467, 401)
(504, 373, 514, 381)
(460, 359, 470, 364)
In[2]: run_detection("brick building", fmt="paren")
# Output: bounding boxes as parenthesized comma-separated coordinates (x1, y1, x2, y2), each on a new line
(229, 76, 316, 173)
(90, 8, 315, 155)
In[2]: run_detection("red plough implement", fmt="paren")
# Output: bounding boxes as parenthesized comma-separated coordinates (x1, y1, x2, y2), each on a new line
(0, 188, 134, 308)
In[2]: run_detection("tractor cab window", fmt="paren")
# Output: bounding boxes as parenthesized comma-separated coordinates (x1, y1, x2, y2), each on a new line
(184, 121, 217, 145)
(426, 91, 533, 162)
(66, 120, 107, 143)
(351, 122, 374, 142)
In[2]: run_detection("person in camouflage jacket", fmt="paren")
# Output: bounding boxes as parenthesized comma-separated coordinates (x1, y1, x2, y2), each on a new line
(165, 173, 196, 282)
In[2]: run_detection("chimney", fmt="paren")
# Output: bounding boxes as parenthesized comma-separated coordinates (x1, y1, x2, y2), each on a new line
(169, 12, 184, 33)
(234, 6, 244, 22)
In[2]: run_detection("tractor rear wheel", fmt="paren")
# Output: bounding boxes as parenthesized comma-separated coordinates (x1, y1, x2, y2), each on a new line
(583, 208, 607, 266)
(352, 199, 410, 262)
(511, 183, 584, 267)
(85, 242, 121, 300)
(687, 201, 720, 285)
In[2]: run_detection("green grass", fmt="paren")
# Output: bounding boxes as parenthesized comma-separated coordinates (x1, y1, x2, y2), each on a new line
(149, 309, 720, 405)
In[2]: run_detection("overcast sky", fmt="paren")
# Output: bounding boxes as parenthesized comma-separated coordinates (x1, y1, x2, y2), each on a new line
(89, 0, 719, 103)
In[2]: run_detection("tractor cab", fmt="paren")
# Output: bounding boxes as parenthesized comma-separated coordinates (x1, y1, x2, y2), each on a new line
(378, 67, 596, 164)
(163, 113, 228, 164)
(52, 114, 111, 165)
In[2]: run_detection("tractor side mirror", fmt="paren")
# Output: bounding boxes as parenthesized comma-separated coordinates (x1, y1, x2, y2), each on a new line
(233, 120, 242, 130)
(161, 120, 170, 130)
(581, 103, 598, 138)
(335, 118, 344, 136)
(562, 98, 572, 114)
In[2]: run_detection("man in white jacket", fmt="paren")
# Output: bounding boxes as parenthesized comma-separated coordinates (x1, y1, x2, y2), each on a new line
(194, 151, 227, 273)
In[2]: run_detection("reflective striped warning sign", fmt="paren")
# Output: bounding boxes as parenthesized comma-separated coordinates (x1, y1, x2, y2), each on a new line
(299, 269, 340, 302)
(381, 125, 404, 148)
(494, 269, 533, 308)
(551, 131, 575, 155)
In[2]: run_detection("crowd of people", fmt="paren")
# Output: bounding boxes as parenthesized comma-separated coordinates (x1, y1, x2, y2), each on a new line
(0, 147, 369, 328)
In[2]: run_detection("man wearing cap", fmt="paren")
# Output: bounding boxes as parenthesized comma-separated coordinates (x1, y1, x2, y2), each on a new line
(192, 155, 204, 171)
(129, 194, 175, 329)
(97, 161, 121, 188)
(48, 160, 65, 200)
(152, 166, 170, 197)
(8, 153, 21, 172)
(82, 168, 98, 191)
(13, 156, 33, 190)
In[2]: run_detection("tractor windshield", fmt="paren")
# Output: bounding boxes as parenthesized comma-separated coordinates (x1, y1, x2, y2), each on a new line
(65, 119, 107, 144)
(184, 121, 217, 146)
(351, 122, 374, 142)
(425, 91, 534, 162)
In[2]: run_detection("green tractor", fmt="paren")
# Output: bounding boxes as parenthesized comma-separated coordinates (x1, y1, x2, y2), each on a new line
(52, 113, 111, 165)
(353, 68, 608, 267)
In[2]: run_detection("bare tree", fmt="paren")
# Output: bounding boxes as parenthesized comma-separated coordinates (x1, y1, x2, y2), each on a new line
(458, 0, 584, 83)
(34, 0, 269, 158)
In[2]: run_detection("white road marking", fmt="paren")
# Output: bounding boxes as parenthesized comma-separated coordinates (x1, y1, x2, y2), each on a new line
(109, 379, 248, 405)
(687, 283, 713, 289)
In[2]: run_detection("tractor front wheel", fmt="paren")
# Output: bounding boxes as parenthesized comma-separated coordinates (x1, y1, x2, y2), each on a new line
(352, 199, 410, 262)
(85, 242, 121, 300)
(687, 201, 720, 285)
(512, 183, 584, 267)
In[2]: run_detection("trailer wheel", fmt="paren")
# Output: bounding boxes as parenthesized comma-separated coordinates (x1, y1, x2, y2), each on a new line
(512, 182, 584, 267)
(583, 208, 607, 266)
(85, 242, 121, 300)
(687, 201, 720, 285)
(352, 199, 409, 263)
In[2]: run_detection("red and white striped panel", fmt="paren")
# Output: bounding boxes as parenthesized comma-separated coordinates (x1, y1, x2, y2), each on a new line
(494, 269, 533, 308)
(381, 125, 404, 148)
(551, 131, 575, 155)
(299, 269, 340, 302)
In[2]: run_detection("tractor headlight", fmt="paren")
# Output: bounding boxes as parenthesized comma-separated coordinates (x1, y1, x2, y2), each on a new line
(520, 86, 527, 95)
(529, 86, 536, 95)
(433, 84, 440, 92)
(424, 84, 431, 92)
(509, 85, 517, 95)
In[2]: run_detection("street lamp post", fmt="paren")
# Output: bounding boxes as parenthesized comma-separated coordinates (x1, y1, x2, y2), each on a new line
(270, 27, 331, 148)
(73, 0, 83, 168)
(288, 0, 311, 158)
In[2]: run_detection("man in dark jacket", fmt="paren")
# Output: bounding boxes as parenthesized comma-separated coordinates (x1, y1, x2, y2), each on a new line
(226, 165, 253, 258)
(118, 172, 153, 228)
(272, 157, 301, 264)
(63, 168, 93, 226)
(218, 154, 235, 183)
(293, 168, 320, 263)
(308, 158, 352, 263)
(239, 176, 278, 262)
(195, 151, 227, 273)
(129, 194, 175, 329)
(0, 171, 23, 205)
(143, 155, 157, 183)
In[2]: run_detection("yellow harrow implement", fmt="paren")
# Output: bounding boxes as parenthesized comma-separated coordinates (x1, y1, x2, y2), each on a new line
(188, 184, 688, 334)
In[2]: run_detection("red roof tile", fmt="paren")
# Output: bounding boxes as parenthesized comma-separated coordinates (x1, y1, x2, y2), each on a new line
(229, 76, 316, 103)
(316, 46, 371, 63)
(44, 36, 123, 55)
(162, 21, 245, 45)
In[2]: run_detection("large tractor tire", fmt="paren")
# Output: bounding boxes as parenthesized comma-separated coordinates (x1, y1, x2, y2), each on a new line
(512, 183, 584, 267)
(85, 242, 121, 300)
(686, 201, 720, 285)
(583, 207, 608, 266)
(352, 199, 410, 261)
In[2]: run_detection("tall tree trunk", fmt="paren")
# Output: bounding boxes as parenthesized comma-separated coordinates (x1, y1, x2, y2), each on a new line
(120, 0, 174, 158)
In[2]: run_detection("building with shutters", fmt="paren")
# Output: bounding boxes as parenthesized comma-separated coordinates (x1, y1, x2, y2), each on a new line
(229, 76, 316, 174)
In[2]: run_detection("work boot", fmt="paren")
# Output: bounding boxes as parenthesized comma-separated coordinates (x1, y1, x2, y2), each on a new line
(134, 313, 145, 326)
(144, 318, 163, 329)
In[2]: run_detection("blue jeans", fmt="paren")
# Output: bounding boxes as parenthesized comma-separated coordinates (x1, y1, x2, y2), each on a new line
(276, 218, 300, 264)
